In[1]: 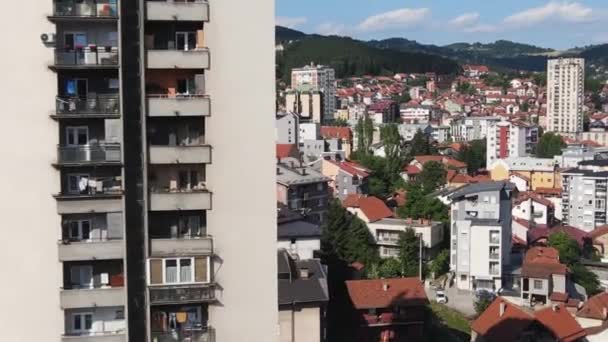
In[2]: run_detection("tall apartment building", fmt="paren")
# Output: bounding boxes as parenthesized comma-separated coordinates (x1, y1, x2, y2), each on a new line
(1, 1, 277, 341)
(486, 120, 539, 168)
(547, 58, 585, 136)
(561, 160, 608, 232)
(447, 182, 515, 291)
(291, 64, 336, 123)
(285, 89, 323, 123)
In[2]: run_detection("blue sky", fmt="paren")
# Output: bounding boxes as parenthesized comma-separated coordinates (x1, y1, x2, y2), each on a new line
(276, 0, 608, 49)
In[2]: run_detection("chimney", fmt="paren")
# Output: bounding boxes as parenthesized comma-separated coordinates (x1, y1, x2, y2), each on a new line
(301, 168, 307, 176)
(299, 268, 309, 279)
(552, 304, 560, 312)
(382, 282, 389, 292)
(499, 301, 506, 317)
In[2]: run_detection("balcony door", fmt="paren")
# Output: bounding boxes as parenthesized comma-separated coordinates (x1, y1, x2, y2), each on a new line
(66, 78, 88, 98)
(64, 32, 88, 50)
(176, 77, 196, 96)
(68, 219, 92, 241)
(66, 126, 89, 146)
(71, 312, 93, 335)
(70, 265, 93, 289)
(176, 32, 196, 51)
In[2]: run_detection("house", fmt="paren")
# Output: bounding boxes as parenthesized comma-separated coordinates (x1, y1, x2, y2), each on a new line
(368, 217, 444, 260)
(528, 225, 591, 249)
(277, 205, 321, 260)
(472, 297, 587, 342)
(277, 161, 331, 224)
(446, 181, 516, 291)
(277, 144, 300, 162)
(463, 65, 490, 78)
(398, 123, 433, 142)
(368, 100, 399, 124)
(521, 247, 568, 307)
(343, 195, 394, 223)
(346, 278, 429, 342)
(276, 112, 300, 145)
(489, 157, 558, 190)
(402, 156, 467, 182)
(590, 226, 608, 263)
(321, 159, 370, 200)
(399, 104, 433, 124)
(278, 249, 329, 342)
(576, 292, 608, 333)
(321, 126, 353, 159)
(512, 192, 555, 226)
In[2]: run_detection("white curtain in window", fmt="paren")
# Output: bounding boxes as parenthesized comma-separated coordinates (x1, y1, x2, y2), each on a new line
(180, 259, 192, 283)
(166, 261, 178, 283)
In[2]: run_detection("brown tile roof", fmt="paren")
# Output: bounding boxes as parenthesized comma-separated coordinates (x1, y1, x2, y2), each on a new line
(358, 196, 394, 222)
(471, 297, 534, 342)
(577, 292, 608, 320)
(522, 247, 567, 278)
(342, 194, 365, 208)
(589, 225, 608, 240)
(345, 278, 428, 310)
(276, 144, 298, 159)
(550, 292, 569, 303)
(405, 165, 421, 175)
(535, 304, 587, 342)
(321, 126, 352, 141)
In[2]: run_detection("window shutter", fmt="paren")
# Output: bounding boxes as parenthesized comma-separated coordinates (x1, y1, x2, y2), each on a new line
(150, 259, 163, 285)
(195, 257, 208, 283)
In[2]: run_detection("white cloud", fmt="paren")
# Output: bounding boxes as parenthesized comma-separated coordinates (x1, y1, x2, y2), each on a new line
(449, 12, 480, 28)
(463, 24, 499, 33)
(276, 16, 308, 29)
(357, 8, 430, 32)
(503, 1, 594, 27)
(315, 22, 349, 36)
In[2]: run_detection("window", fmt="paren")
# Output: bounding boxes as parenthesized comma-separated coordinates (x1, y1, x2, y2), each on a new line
(72, 313, 93, 334)
(533, 280, 543, 290)
(176, 31, 196, 51)
(68, 219, 92, 241)
(177, 77, 196, 95)
(460, 274, 467, 281)
(317, 183, 324, 191)
(66, 126, 89, 146)
(68, 174, 90, 194)
(70, 265, 93, 288)
(149, 257, 209, 285)
(178, 170, 200, 190)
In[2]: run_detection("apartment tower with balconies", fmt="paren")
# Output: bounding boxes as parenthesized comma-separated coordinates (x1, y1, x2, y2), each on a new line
(547, 58, 585, 137)
(0, 1, 277, 341)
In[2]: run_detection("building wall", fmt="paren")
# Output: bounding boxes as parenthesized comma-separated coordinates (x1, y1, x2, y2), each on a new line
(206, 0, 278, 340)
(0, 1, 63, 340)
(277, 238, 320, 260)
(547, 58, 584, 134)
(278, 307, 322, 342)
(64, 307, 125, 334)
(276, 113, 298, 145)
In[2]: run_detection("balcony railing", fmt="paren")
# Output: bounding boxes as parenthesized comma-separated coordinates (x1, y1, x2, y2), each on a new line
(62, 331, 125, 342)
(52, 0, 118, 18)
(56, 95, 120, 117)
(57, 177, 122, 198)
(54, 47, 119, 67)
(151, 327, 214, 342)
(58, 238, 124, 261)
(147, 94, 210, 117)
(150, 236, 213, 257)
(57, 143, 121, 165)
(149, 283, 215, 305)
(489, 253, 500, 260)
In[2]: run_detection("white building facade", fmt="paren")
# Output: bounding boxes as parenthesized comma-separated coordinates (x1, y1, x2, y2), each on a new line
(547, 58, 585, 135)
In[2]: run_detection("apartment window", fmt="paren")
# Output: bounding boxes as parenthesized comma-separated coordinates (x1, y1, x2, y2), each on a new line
(68, 219, 91, 241)
(66, 126, 89, 146)
(72, 313, 93, 334)
(176, 77, 196, 95)
(533, 280, 543, 290)
(70, 265, 93, 289)
(67, 173, 90, 194)
(460, 274, 467, 281)
(317, 183, 324, 191)
(178, 170, 200, 191)
(149, 257, 209, 285)
(176, 31, 196, 51)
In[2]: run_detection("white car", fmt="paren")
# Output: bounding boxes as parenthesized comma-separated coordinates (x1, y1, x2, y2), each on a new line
(436, 290, 448, 304)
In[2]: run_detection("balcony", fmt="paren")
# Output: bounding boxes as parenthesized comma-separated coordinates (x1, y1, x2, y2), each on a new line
(150, 237, 213, 257)
(62, 332, 125, 342)
(150, 190, 211, 211)
(147, 48, 209, 69)
(151, 329, 214, 342)
(149, 283, 215, 305)
(55, 179, 123, 214)
(148, 95, 210, 117)
(50, 0, 118, 21)
(149, 145, 211, 164)
(53, 48, 119, 69)
(57, 144, 122, 166)
(146, 0, 209, 22)
(60, 286, 125, 309)
(489, 253, 500, 260)
(55, 95, 120, 119)
(58, 238, 124, 261)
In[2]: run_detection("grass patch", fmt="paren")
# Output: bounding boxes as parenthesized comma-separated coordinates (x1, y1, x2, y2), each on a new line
(430, 302, 471, 334)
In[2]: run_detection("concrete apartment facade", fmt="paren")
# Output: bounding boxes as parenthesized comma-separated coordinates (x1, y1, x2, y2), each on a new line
(561, 160, 608, 232)
(291, 64, 336, 123)
(486, 120, 539, 168)
(547, 58, 585, 136)
(447, 182, 515, 291)
(0, 1, 277, 341)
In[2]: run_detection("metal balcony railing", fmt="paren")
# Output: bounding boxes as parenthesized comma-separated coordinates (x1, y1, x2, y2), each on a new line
(53, 0, 118, 17)
(56, 95, 120, 116)
(54, 47, 119, 66)
(151, 327, 214, 342)
(57, 143, 121, 164)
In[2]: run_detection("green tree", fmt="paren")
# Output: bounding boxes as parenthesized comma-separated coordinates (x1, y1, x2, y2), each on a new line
(397, 183, 448, 221)
(536, 132, 565, 158)
(397, 228, 421, 277)
(456, 82, 476, 95)
(548, 232, 581, 265)
(355, 116, 374, 154)
(456, 139, 486, 174)
(430, 250, 450, 278)
(418, 161, 447, 193)
(377, 258, 403, 278)
(381, 123, 403, 184)
(520, 102, 530, 112)
(409, 129, 435, 156)
(474, 297, 493, 315)
(333, 118, 349, 127)
(532, 72, 547, 87)
(570, 263, 601, 296)
(392, 91, 411, 104)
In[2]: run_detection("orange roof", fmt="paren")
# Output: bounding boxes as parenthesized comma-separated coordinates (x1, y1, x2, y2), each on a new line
(276, 144, 298, 159)
(405, 165, 421, 175)
(414, 155, 467, 169)
(536, 187, 562, 196)
(590, 225, 608, 240)
(321, 126, 352, 141)
(345, 278, 428, 310)
(514, 192, 554, 208)
(577, 292, 608, 320)
(342, 194, 365, 208)
(522, 247, 567, 278)
(471, 297, 534, 342)
(358, 196, 394, 222)
(535, 305, 587, 342)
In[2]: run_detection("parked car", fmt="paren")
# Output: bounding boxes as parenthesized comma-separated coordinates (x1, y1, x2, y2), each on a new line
(436, 290, 448, 304)
(475, 288, 496, 300)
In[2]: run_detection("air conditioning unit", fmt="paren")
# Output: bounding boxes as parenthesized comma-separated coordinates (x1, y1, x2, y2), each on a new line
(40, 33, 56, 46)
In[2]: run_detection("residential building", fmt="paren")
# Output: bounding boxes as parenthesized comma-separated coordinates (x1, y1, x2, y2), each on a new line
(345, 278, 429, 342)
(451, 116, 502, 142)
(321, 160, 369, 200)
(547, 58, 585, 135)
(576, 292, 608, 341)
(286, 89, 323, 123)
(398, 123, 433, 142)
(291, 64, 336, 123)
(489, 157, 558, 190)
(343, 195, 394, 224)
(4, 1, 278, 341)
(431, 125, 451, 144)
(486, 121, 539, 168)
(300, 122, 321, 141)
(277, 205, 321, 260)
(399, 104, 433, 124)
(561, 160, 608, 231)
(512, 192, 555, 226)
(555, 144, 608, 168)
(447, 181, 516, 291)
(368, 100, 399, 124)
(520, 247, 568, 306)
(277, 161, 330, 224)
(276, 112, 299, 145)
(278, 249, 329, 342)
(409, 86, 427, 100)
(321, 126, 353, 159)
(463, 65, 489, 78)
(368, 218, 444, 260)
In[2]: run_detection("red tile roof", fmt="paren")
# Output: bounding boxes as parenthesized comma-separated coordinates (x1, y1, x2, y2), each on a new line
(346, 278, 428, 310)
(528, 225, 590, 247)
(328, 160, 370, 178)
(405, 165, 421, 175)
(513, 217, 549, 230)
(471, 298, 534, 342)
(358, 196, 394, 222)
(535, 304, 587, 342)
(577, 292, 608, 320)
(342, 194, 365, 208)
(589, 225, 608, 240)
(514, 192, 554, 208)
(512, 234, 527, 246)
(535, 187, 562, 196)
(413, 155, 467, 169)
(550, 292, 569, 303)
(321, 126, 352, 141)
(522, 247, 567, 278)
(276, 144, 298, 159)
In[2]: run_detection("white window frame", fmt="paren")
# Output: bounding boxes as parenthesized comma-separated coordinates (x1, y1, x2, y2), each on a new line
(175, 31, 196, 51)
(66, 126, 89, 146)
(148, 257, 210, 285)
(70, 265, 94, 289)
(67, 173, 90, 194)
(71, 312, 93, 334)
(68, 219, 92, 241)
